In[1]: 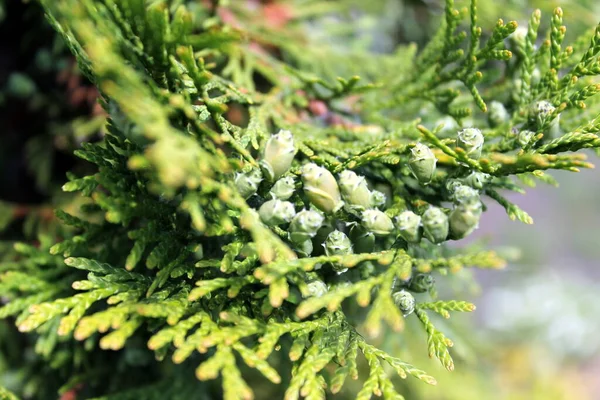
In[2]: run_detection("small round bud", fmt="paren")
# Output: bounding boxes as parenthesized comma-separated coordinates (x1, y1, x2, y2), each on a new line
(437, 116, 459, 135)
(305, 279, 328, 298)
(452, 184, 480, 207)
(289, 210, 324, 245)
(258, 199, 295, 226)
(445, 179, 463, 197)
(532, 100, 555, 118)
(324, 230, 353, 257)
(270, 176, 296, 200)
(408, 143, 437, 184)
(456, 128, 484, 159)
(392, 290, 415, 316)
(338, 170, 372, 211)
(462, 171, 490, 190)
(531, 100, 561, 139)
(301, 163, 344, 214)
(408, 273, 434, 293)
(517, 130, 536, 148)
(361, 209, 395, 237)
(324, 230, 353, 274)
(449, 204, 482, 239)
(235, 168, 263, 199)
(422, 207, 449, 244)
(488, 101, 509, 127)
(530, 100, 558, 128)
(370, 190, 387, 209)
(295, 239, 314, 257)
(261, 130, 296, 181)
(395, 211, 422, 244)
(510, 26, 528, 44)
(349, 224, 375, 253)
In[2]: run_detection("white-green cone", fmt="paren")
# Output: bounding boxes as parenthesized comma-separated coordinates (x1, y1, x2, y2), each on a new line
(361, 209, 394, 236)
(261, 130, 296, 181)
(452, 184, 480, 207)
(301, 163, 344, 214)
(305, 279, 328, 298)
(324, 230, 353, 256)
(370, 190, 387, 209)
(408, 143, 437, 184)
(258, 199, 295, 226)
(531, 100, 555, 125)
(408, 274, 434, 293)
(289, 209, 324, 245)
(269, 176, 296, 200)
(437, 115, 459, 135)
(392, 290, 415, 316)
(338, 170, 372, 211)
(324, 230, 353, 273)
(462, 171, 489, 190)
(295, 239, 314, 257)
(517, 130, 536, 148)
(449, 203, 482, 239)
(234, 168, 263, 199)
(488, 101, 509, 127)
(510, 26, 528, 45)
(531, 100, 561, 138)
(456, 128, 484, 159)
(445, 179, 463, 197)
(395, 210, 422, 244)
(422, 207, 449, 244)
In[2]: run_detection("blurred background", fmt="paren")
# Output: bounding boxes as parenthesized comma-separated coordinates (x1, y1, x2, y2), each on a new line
(1, 0, 599, 399)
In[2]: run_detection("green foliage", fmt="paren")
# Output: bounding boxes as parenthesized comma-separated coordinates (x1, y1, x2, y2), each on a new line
(1, 0, 600, 399)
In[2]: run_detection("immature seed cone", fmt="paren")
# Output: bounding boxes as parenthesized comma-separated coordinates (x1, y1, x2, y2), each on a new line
(487, 101, 509, 127)
(301, 163, 344, 214)
(509, 26, 528, 45)
(408, 273, 434, 293)
(408, 143, 437, 184)
(261, 129, 296, 181)
(338, 170, 372, 211)
(517, 130, 536, 148)
(370, 190, 387, 209)
(295, 240, 314, 257)
(392, 290, 415, 316)
(324, 230, 353, 256)
(269, 176, 296, 200)
(361, 209, 394, 237)
(422, 207, 449, 244)
(462, 171, 489, 190)
(258, 199, 295, 226)
(449, 203, 482, 239)
(349, 224, 375, 253)
(324, 230, 353, 273)
(530, 100, 561, 138)
(456, 128, 484, 159)
(395, 210, 422, 244)
(289, 209, 324, 245)
(452, 184, 480, 207)
(531, 100, 555, 122)
(445, 179, 463, 198)
(235, 168, 263, 199)
(305, 279, 328, 298)
(437, 115, 459, 135)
